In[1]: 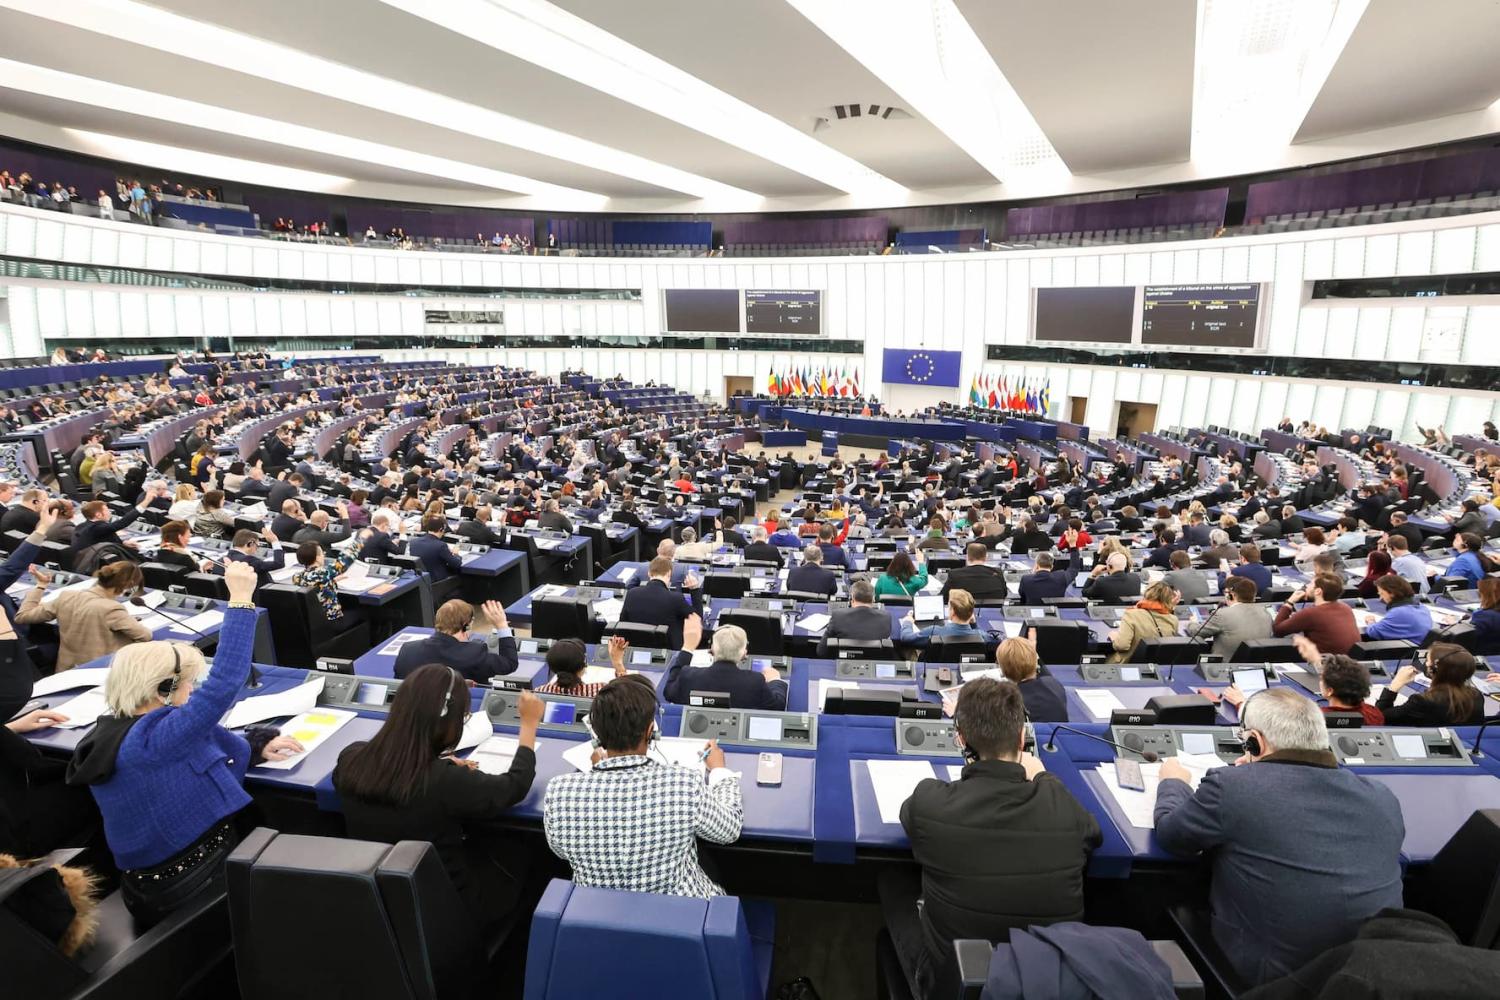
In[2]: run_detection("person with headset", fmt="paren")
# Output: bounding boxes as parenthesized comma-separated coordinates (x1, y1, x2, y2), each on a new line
(335, 667, 543, 933)
(877, 678, 1099, 998)
(535, 635, 627, 696)
(1376, 642, 1484, 726)
(1154, 688, 1404, 987)
(17, 560, 153, 671)
(65, 561, 303, 925)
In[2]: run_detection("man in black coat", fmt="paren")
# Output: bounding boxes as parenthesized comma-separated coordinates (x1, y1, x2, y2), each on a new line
(619, 556, 699, 648)
(662, 616, 786, 710)
(1081, 553, 1142, 604)
(742, 525, 784, 567)
(72, 485, 167, 553)
(1017, 550, 1079, 605)
(879, 678, 1101, 997)
(817, 579, 892, 657)
(455, 505, 505, 547)
(939, 542, 1008, 601)
(786, 544, 838, 598)
(394, 599, 517, 683)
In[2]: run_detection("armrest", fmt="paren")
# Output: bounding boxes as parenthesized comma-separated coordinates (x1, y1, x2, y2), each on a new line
(1150, 940, 1205, 1000)
(952, 939, 993, 1000)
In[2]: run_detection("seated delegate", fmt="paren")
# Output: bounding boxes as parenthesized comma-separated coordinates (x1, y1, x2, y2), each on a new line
(993, 637, 1067, 722)
(335, 667, 543, 932)
(17, 561, 152, 672)
(1378, 642, 1484, 726)
(663, 618, 786, 710)
(64, 562, 302, 925)
(393, 599, 519, 683)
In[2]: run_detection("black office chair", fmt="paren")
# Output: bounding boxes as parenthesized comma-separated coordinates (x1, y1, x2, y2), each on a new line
(1167, 904, 1252, 999)
(703, 573, 751, 599)
(717, 608, 784, 656)
(139, 561, 190, 593)
(921, 634, 992, 663)
(1028, 619, 1091, 666)
(0, 529, 26, 554)
(183, 572, 230, 601)
(605, 621, 670, 649)
(228, 828, 512, 1000)
(36, 540, 72, 571)
(257, 583, 372, 669)
(1131, 637, 1208, 665)
(532, 596, 597, 643)
(825, 637, 896, 657)
(1231, 637, 1304, 663)
(1040, 596, 1090, 608)
(0, 846, 233, 1000)
(1408, 809, 1500, 949)
(1349, 639, 1416, 662)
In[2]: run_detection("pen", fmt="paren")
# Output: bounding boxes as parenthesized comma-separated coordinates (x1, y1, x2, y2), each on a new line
(697, 744, 712, 763)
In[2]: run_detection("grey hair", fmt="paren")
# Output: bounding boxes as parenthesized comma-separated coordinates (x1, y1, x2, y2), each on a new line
(1254, 511, 1269, 524)
(1242, 688, 1329, 753)
(849, 578, 875, 603)
(802, 543, 823, 564)
(1209, 529, 1229, 546)
(751, 525, 767, 542)
(104, 641, 208, 715)
(710, 624, 748, 663)
(680, 527, 697, 544)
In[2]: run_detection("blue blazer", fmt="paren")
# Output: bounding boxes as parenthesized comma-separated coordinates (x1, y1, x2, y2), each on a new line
(619, 579, 696, 648)
(1231, 562, 1273, 593)
(663, 652, 787, 710)
(410, 532, 462, 582)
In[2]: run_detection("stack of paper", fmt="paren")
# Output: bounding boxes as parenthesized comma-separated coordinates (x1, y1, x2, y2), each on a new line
(222, 676, 326, 729)
(52, 688, 111, 729)
(162, 609, 225, 635)
(593, 597, 624, 625)
(41, 578, 96, 606)
(32, 668, 111, 698)
(379, 633, 423, 656)
(1077, 689, 1127, 719)
(454, 710, 496, 752)
(269, 565, 301, 584)
(469, 735, 521, 775)
(257, 708, 355, 770)
(338, 561, 380, 593)
(578, 664, 636, 685)
(616, 567, 637, 584)
(1095, 753, 1220, 829)
(796, 613, 831, 633)
(865, 759, 936, 824)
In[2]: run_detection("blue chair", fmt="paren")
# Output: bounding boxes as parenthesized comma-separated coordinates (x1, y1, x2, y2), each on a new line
(523, 879, 775, 1000)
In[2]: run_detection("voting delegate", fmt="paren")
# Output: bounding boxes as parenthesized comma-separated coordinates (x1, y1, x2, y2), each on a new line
(535, 636, 626, 696)
(898, 588, 981, 647)
(786, 543, 837, 598)
(1191, 577, 1272, 660)
(335, 668, 543, 933)
(543, 674, 742, 898)
(1376, 643, 1484, 726)
(619, 556, 699, 649)
(394, 599, 519, 684)
(880, 678, 1100, 997)
(939, 542, 1008, 601)
(663, 618, 787, 710)
(816, 578, 893, 657)
(64, 562, 303, 925)
(17, 562, 152, 672)
(993, 637, 1067, 722)
(1105, 582, 1180, 663)
(1154, 689, 1404, 987)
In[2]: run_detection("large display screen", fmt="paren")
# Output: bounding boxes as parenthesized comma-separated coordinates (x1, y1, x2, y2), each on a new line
(662, 289, 739, 332)
(1141, 283, 1261, 348)
(745, 289, 821, 334)
(1033, 286, 1136, 344)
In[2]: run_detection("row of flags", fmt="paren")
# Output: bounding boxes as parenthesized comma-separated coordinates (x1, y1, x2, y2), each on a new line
(970, 372, 1050, 414)
(768, 364, 863, 398)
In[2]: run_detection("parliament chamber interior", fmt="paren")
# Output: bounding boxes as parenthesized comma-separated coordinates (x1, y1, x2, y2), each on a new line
(5, 2, 1500, 999)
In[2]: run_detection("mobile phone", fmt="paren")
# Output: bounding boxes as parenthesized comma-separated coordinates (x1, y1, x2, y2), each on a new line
(1115, 757, 1146, 792)
(756, 752, 783, 787)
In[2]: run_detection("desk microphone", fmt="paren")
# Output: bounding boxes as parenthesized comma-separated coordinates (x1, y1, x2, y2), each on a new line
(134, 597, 262, 689)
(1042, 723, 1159, 762)
(1172, 604, 1223, 682)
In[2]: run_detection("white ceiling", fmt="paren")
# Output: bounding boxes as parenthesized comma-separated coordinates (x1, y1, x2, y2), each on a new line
(0, 0, 1495, 214)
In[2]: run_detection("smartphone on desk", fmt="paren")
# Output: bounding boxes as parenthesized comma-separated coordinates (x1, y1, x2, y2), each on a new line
(756, 752, 783, 787)
(1115, 757, 1146, 792)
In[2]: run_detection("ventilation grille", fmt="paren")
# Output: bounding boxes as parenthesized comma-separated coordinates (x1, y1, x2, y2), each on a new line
(830, 103, 911, 121)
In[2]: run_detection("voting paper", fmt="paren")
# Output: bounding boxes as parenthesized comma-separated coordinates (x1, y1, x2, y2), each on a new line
(222, 676, 326, 729)
(52, 688, 111, 729)
(866, 759, 936, 825)
(33, 667, 111, 698)
(469, 736, 521, 776)
(256, 708, 354, 770)
(1095, 754, 1219, 829)
(454, 710, 496, 753)
(1077, 689, 1126, 720)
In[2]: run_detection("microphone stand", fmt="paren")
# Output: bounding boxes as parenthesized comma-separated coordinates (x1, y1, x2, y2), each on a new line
(1173, 603, 1224, 682)
(135, 595, 261, 689)
(1042, 722, 1160, 762)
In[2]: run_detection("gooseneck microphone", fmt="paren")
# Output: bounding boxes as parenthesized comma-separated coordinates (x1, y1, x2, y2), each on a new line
(1173, 603, 1224, 682)
(1042, 723, 1159, 762)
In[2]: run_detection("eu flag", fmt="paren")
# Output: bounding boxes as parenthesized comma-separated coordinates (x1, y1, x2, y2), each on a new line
(881, 349, 963, 387)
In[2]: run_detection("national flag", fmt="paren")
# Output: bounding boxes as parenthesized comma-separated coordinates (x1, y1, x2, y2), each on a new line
(767, 369, 779, 396)
(969, 375, 981, 407)
(851, 368, 861, 397)
(987, 373, 999, 409)
(820, 368, 830, 397)
(1040, 382, 1051, 413)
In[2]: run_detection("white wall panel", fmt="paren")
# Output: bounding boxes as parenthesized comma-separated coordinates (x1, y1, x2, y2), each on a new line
(1432, 227, 1477, 274)
(1396, 231, 1434, 274)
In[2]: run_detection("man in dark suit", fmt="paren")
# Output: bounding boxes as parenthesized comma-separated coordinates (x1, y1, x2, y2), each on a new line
(223, 526, 286, 589)
(1279, 504, 1306, 538)
(1251, 511, 1282, 540)
(1237, 489, 1263, 522)
(1155, 688, 1403, 987)
(879, 678, 1101, 996)
(291, 506, 350, 551)
(455, 505, 505, 547)
(1114, 506, 1145, 533)
(1017, 550, 1079, 605)
(1082, 553, 1142, 604)
(940, 542, 1008, 601)
(663, 617, 786, 710)
(237, 464, 273, 499)
(266, 472, 303, 513)
(72, 484, 167, 553)
(786, 544, 838, 598)
(1144, 529, 1184, 570)
(0, 488, 45, 536)
(359, 511, 406, 564)
(409, 513, 462, 582)
(815, 522, 849, 568)
(619, 556, 698, 648)
(394, 598, 518, 683)
(817, 579, 892, 656)
(270, 499, 307, 543)
(1181, 512, 1213, 547)
(742, 525, 783, 567)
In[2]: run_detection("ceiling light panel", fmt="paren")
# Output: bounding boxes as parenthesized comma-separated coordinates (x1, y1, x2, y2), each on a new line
(0, 0, 758, 205)
(785, 0, 1068, 184)
(380, 0, 908, 202)
(1191, 0, 1368, 167)
(65, 128, 354, 191)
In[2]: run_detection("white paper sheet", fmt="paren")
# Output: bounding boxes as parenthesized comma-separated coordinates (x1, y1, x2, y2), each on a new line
(1077, 689, 1127, 719)
(561, 739, 598, 772)
(378, 632, 424, 656)
(41, 578, 96, 606)
(221, 675, 326, 729)
(946, 765, 965, 781)
(866, 759, 936, 825)
(256, 707, 355, 770)
(578, 665, 634, 686)
(454, 710, 496, 753)
(796, 613, 831, 633)
(1095, 755, 1215, 829)
(52, 689, 111, 729)
(160, 609, 224, 635)
(32, 667, 112, 698)
(339, 577, 380, 594)
(468, 735, 520, 775)
(592, 597, 624, 625)
(269, 565, 300, 584)
(616, 567, 636, 584)
(1003, 620, 1023, 638)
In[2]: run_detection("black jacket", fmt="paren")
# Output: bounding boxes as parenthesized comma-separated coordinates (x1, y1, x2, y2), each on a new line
(334, 743, 536, 925)
(359, 529, 405, 564)
(455, 520, 504, 547)
(620, 579, 695, 648)
(742, 541, 783, 566)
(818, 605, 894, 657)
(410, 533, 462, 582)
(1009, 529, 1053, 556)
(1018, 676, 1068, 723)
(786, 563, 838, 598)
(71, 507, 141, 552)
(901, 761, 1101, 972)
(1082, 570, 1142, 604)
(940, 563, 1008, 601)
(225, 547, 286, 590)
(393, 630, 518, 683)
(663, 652, 787, 710)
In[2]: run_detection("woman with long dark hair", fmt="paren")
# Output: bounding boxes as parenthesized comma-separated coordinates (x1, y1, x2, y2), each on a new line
(1354, 550, 1392, 599)
(334, 666, 542, 929)
(875, 548, 928, 599)
(1379, 642, 1484, 726)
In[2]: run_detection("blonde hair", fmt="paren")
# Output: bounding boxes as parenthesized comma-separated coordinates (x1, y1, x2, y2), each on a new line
(174, 483, 197, 502)
(1142, 581, 1178, 608)
(995, 637, 1039, 682)
(1098, 537, 1133, 568)
(103, 641, 207, 715)
(947, 589, 975, 622)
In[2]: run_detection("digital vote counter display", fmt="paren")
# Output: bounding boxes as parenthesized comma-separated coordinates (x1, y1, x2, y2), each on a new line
(318, 674, 403, 714)
(680, 707, 817, 751)
(481, 689, 593, 735)
(898, 718, 1036, 759)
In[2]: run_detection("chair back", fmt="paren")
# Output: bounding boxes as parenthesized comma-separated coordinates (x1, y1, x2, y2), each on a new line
(1231, 637, 1304, 663)
(921, 633, 991, 664)
(1130, 636, 1208, 665)
(717, 608, 784, 656)
(606, 622, 670, 649)
(1418, 809, 1500, 949)
(140, 561, 190, 592)
(1029, 619, 1091, 666)
(533, 596, 591, 642)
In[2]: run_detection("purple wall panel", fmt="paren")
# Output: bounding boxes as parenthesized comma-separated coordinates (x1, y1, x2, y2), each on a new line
(1244, 148, 1500, 221)
(1006, 189, 1227, 236)
(722, 215, 887, 245)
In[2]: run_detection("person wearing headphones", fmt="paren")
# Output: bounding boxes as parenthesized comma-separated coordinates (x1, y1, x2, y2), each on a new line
(1377, 642, 1484, 726)
(878, 678, 1099, 998)
(1154, 688, 1404, 987)
(335, 667, 543, 932)
(17, 561, 153, 671)
(65, 561, 303, 925)
(535, 635, 628, 696)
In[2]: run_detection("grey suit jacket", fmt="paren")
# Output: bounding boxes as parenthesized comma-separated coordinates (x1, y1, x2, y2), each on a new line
(1154, 754, 1404, 987)
(1163, 568, 1210, 604)
(1191, 600, 1273, 660)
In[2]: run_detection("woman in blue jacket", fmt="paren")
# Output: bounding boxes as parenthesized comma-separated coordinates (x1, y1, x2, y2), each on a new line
(1361, 575, 1432, 644)
(1473, 577, 1500, 655)
(66, 561, 302, 925)
(1450, 532, 1495, 587)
